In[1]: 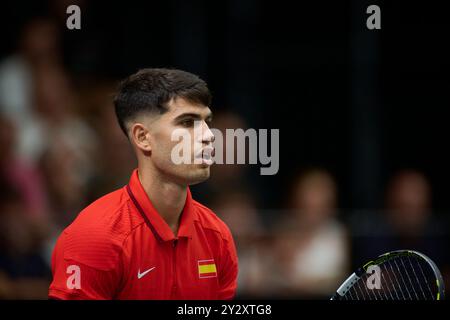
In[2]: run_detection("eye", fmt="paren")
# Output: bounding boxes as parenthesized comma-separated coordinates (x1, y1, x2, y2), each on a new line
(180, 119, 194, 127)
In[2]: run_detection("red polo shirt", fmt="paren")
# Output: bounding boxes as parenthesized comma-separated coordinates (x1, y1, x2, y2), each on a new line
(48, 169, 238, 300)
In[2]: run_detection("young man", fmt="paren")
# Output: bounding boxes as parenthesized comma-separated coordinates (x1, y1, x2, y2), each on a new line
(48, 68, 238, 299)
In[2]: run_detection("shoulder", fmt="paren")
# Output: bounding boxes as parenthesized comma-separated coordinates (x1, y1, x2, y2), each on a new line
(192, 200, 234, 243)
(54, 187, 143, 271)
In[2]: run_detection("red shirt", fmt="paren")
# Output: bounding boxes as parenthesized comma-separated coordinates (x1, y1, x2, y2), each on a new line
(49, 169, 238, 300)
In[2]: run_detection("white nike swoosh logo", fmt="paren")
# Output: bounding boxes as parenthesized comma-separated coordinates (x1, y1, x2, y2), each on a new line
(137, 267, 156, 279)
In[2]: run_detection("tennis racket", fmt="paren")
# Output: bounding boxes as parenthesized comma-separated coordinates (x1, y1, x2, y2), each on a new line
(331, 250, 445, 300)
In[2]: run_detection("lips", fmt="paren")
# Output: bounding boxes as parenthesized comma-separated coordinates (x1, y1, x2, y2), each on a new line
(202, 146, 214, 158)
(198, 146, 215, 165)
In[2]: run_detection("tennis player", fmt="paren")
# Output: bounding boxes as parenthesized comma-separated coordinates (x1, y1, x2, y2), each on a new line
(48, 68, 238, 299)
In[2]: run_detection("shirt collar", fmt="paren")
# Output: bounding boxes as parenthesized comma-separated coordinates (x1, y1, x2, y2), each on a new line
(126, 168, 196, 242)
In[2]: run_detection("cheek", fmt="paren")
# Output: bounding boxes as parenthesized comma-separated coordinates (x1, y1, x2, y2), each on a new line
(152, 140, 175, 166)
(151, 129, 195, 168)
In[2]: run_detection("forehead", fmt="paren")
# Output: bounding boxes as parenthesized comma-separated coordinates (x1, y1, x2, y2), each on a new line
(165, 97, 212, 118)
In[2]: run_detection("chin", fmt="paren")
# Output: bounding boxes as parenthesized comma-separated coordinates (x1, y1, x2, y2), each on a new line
(187, 166, 211, 185)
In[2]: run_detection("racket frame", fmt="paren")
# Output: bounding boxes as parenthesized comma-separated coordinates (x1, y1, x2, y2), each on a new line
(331, 250, 445, 300)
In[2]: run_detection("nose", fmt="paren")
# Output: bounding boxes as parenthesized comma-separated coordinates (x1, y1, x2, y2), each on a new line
(201, 122, 215, 144)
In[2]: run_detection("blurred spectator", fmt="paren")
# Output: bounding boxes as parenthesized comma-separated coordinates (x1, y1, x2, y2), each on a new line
(386, 170, 433, 238)
(0, 17, 62, 146)
(384, 170, 448, 279)
(0, 17, 96, 171)
(0, 113, 48, 220)
(29, 65, 98, 165)
(77, 81, 137, 202)
(350, 169, 450, 290)
(270, 168, 350, 298)
(28, 66, 99, 229)
(0, 179, 51, 299)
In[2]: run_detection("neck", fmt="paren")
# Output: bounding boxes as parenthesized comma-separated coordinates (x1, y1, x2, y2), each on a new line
(138, 163, 187, 236)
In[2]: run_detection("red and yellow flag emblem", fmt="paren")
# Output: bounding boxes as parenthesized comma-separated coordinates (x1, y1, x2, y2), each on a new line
(198, 259, 217, 278)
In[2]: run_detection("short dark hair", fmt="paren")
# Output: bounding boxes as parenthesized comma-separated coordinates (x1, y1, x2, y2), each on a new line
(113, 68, 212, 136)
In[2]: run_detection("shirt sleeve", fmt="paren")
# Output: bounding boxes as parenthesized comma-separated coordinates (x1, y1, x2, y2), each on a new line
(217, 226, 239, 300)
(48, 231, 123, 300)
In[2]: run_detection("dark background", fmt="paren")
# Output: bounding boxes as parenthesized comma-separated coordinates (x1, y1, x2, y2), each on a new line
(1, 0, 449, 211)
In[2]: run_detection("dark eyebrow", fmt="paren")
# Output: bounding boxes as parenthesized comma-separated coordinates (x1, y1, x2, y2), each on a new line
(174, 112, 213, 122)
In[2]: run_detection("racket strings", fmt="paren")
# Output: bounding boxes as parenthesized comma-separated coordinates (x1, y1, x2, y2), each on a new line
(343, 255, 437, 300)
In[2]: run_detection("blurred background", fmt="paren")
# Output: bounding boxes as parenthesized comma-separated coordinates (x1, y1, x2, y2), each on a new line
(0, 0, 449, 299)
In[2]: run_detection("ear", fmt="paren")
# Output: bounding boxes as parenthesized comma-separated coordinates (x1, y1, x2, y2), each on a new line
(130, 123, 152, 152)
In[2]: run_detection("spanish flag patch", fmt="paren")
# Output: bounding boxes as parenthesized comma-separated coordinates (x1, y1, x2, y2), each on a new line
(198, 259, 217, 278)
